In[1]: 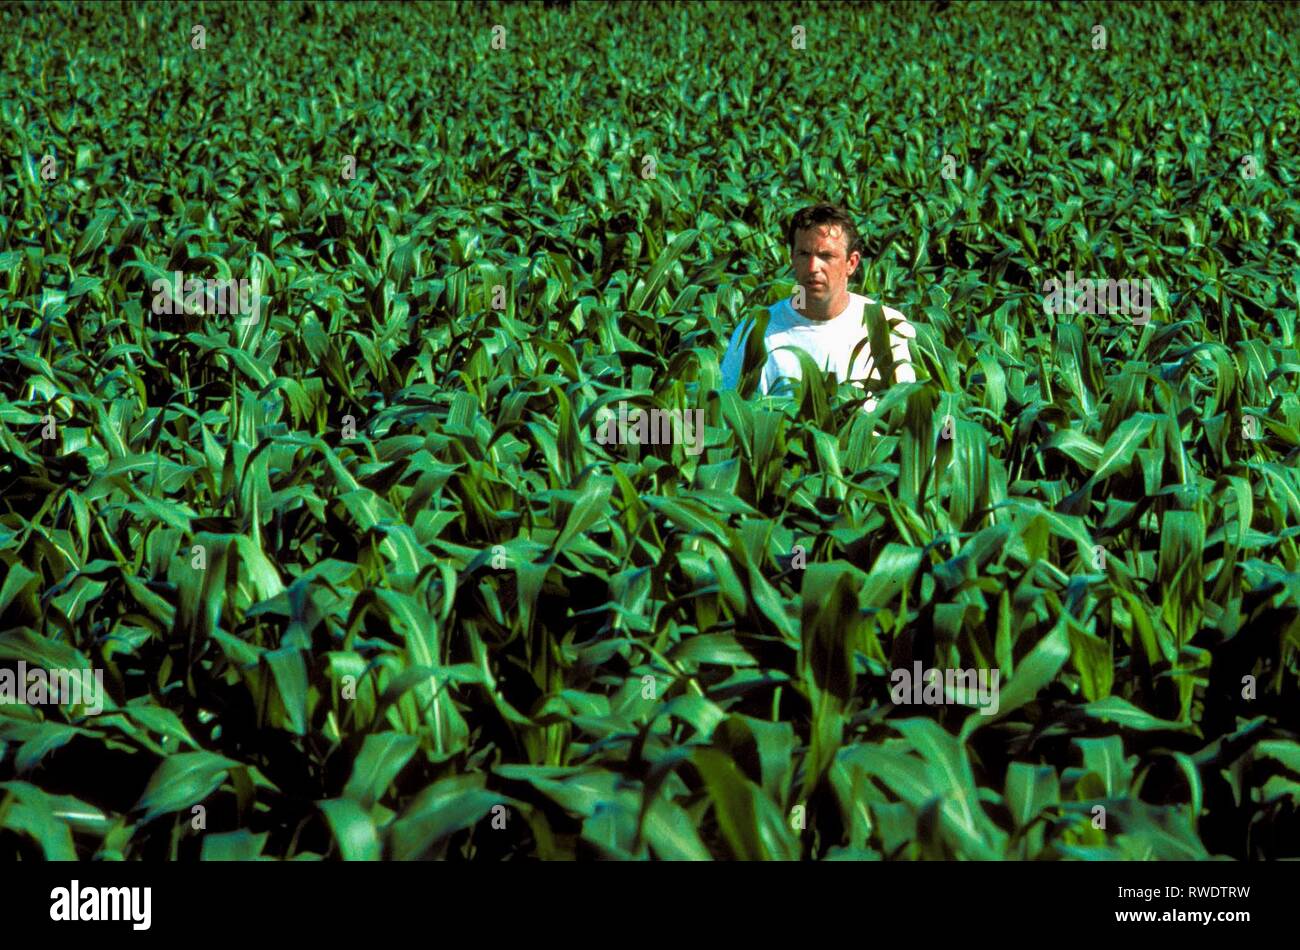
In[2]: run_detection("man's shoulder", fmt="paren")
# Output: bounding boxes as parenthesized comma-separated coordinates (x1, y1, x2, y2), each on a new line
(752, 293, 917, 338)
(726, 301, 787, 350)
(757, 295, 797, 336)
(858, 294, 916, 337)
(765, 295, 794, 318)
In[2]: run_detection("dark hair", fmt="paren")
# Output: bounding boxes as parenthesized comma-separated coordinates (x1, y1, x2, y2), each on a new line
(785, 204, 862, 259)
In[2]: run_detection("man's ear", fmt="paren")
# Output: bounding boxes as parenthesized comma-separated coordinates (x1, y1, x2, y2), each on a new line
(847, 249, 861, 277)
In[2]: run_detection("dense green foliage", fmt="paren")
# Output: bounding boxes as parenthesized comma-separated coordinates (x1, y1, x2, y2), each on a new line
(2, 0, 1299, 860)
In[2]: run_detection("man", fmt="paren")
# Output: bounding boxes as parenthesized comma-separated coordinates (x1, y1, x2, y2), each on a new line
(720, 204, 916, 410)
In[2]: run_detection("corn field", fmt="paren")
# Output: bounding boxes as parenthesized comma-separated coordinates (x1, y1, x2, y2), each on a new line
(1, 0, 1299, 861)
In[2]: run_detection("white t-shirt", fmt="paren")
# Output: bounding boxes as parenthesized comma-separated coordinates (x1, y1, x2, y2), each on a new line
(719, 292, 916, 408)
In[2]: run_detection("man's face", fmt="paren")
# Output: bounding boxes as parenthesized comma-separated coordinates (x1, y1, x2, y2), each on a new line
(791, 224, 859, 307)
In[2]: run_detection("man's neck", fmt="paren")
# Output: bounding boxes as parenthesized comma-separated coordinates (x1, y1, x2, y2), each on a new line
(794, 290, 853, 322)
